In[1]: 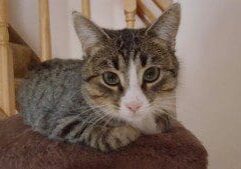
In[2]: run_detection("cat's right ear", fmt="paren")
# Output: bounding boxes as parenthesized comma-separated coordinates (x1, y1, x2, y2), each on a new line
(72, 11, 109, 56)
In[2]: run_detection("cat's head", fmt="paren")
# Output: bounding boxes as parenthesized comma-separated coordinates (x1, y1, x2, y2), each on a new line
(72, 3, 180, 133)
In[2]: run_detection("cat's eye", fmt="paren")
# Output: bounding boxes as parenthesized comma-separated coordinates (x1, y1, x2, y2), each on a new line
(143, 67, 160, 83)
(103, 72, 120, 86)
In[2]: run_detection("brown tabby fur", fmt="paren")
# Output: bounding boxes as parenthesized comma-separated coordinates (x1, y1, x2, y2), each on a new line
(17, 3, 181, 152)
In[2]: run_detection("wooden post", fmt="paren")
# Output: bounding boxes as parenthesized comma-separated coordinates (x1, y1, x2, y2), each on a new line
(137, 7, 151, 26)
(0, 0, 16, 116)
(39, 0, 52, 61)
(81, 0, 91, 19)
(124, 0, 137, 28)
(137, 0, 156, 22)
(152, 0, 173, 11)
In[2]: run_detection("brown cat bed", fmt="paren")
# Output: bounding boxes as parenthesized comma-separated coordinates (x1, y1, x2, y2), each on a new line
(0, 115, 207, 169)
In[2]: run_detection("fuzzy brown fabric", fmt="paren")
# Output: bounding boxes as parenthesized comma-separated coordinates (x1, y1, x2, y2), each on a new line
(0, 115, 207, 169)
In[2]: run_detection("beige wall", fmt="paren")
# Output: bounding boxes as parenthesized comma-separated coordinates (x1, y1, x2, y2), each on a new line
(177, 1, 241, 169)
(9, 0, 241, 169)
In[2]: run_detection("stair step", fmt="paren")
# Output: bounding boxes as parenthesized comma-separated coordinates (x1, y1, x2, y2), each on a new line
(10, 43, 40, 79)
(0, 108, 7, 120)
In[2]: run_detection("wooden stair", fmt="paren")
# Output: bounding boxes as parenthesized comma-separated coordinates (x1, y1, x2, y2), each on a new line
(0, 107, 7, 119)
(11, 28, 41, 114)
(1, 0, 173, 119)
(9, 26, 40, 86)
(0, 0, 51, 118)
(11, 43, 40, 78)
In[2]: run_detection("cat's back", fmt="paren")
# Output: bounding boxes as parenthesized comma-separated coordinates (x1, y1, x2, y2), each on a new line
(17, 59, 84, 131)
(20, 58, 83, 91)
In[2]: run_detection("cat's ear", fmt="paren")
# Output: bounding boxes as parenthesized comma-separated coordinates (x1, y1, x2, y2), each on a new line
(145, 3, 181, 49)
(72, 11, 109, 56)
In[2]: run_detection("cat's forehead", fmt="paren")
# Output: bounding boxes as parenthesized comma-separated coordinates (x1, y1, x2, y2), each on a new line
(88, 29, 177, 73)
(107, 29, 144, 54)
(106, 30, 144, 58)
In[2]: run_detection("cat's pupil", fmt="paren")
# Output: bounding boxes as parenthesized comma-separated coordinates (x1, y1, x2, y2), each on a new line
(143, 67, 160, 83)
(103, 72, 120, 86)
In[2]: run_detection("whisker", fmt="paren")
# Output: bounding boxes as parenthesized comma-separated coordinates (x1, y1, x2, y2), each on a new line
(87, 113, 110, 130)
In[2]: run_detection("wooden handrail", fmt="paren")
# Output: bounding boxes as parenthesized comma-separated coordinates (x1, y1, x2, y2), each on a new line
(82, 0, 91, 19)
(137, 0, 156, 22)
(152, 0, 173, 11)
(39, 0, 52, 61)
(124, 0, 137, 28)
(0, 0, 16, 116)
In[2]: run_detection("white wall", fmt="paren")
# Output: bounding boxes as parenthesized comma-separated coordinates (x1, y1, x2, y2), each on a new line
(177, 1, 241, 169)
(9, 1, 241, 169)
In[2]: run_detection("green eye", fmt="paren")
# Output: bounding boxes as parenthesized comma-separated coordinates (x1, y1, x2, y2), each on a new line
(103, 72, 120, 86)
(143, 67, 160, 83)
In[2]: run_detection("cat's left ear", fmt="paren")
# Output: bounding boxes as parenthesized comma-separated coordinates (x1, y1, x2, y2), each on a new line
(72, 11, 110, 56)
(145, 3, 181, 49)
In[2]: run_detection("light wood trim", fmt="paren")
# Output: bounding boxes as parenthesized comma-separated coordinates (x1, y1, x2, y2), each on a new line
(124, 0, 137, 28)
(39, 0, 52, 61)
(152, 0, 173, 11)
(137, 0, 156, 22)
(0, 0, 16, 116)
(137, 7, 150, 26)
(81, 0, 91, 19)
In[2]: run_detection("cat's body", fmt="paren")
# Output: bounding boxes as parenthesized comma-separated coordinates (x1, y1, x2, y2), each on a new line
(18, 59, 139, 151)
(19, 59, 85, 136)
(18, 4, 181, 152)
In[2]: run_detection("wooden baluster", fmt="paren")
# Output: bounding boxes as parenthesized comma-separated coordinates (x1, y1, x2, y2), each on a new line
(82, 0, 91, 19)
(39, 0, 52, 61)
(0, 0, 16, 116)
(124, 0, 137, 28)
(152, 0, 173, 11)
(137, 7, 151, 26)
(137, 0, 156, 22)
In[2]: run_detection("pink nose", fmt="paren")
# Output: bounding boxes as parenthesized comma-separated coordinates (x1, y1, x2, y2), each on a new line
(125, 102, 142, 112)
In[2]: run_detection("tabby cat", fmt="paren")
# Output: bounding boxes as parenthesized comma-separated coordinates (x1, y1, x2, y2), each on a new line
(18, 3, 180, 152)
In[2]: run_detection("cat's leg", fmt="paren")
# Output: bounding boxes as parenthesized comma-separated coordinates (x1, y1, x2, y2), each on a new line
(81, 125, 141, 152)
(155, 113, 173, 133)
(50, 116, 140, 151)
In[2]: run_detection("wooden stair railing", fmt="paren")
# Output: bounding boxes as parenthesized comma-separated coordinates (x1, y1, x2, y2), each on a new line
(137, 0, 173, 26)
(80, 0, 172, 28)
(152, 0, 173, 11)
(39, 0, 52, 61)
(82, 0, 91, 19)
(124, 0, 137, 28)
(137, 0, 156, 23)
(0, 0, 52, 117)
(0, 0, 16, 117)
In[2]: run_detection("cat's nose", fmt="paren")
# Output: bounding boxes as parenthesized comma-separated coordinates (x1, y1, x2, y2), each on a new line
(125, 102, 142, 112)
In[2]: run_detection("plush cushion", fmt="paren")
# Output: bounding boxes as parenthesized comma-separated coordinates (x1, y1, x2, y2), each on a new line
(0, 115, 207, 169)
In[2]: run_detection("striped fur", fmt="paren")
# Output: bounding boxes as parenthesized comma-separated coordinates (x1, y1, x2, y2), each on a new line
(17, 4, 181, 152)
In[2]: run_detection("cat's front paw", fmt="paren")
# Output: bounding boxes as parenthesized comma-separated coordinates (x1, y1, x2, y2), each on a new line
(100, 125, 140, 152)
